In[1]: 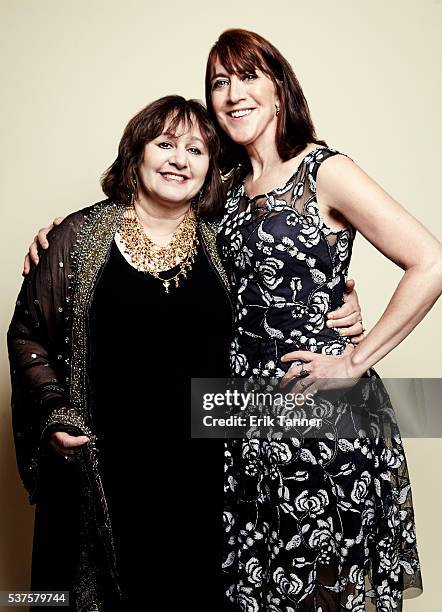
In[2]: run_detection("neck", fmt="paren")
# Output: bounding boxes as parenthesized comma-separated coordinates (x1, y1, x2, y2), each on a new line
(244, 122, 282, 180)
(133, 193, 191, 237)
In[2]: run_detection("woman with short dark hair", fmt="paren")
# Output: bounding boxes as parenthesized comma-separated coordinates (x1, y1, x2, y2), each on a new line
(8, 95, 234, 611)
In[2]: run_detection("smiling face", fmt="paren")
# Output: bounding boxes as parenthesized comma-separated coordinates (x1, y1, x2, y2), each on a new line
(137, 118, 210, 208)
(210, 58, 280, 147)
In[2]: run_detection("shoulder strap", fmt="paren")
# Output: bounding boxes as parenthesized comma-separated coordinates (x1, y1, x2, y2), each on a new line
(308, 147, 354, 194)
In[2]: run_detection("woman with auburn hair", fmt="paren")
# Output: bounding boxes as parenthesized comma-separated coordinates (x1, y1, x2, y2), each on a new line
(202, 28, 440, 611)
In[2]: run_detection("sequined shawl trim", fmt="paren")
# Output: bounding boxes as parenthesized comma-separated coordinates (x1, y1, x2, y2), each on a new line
(199, 218, 230, 291)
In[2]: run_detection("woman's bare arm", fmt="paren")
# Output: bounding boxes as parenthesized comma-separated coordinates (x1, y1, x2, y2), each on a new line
(316, 154, 442, 373)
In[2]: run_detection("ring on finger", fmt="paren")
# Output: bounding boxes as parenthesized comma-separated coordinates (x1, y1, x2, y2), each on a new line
(299, 367, 310, 378)
(298, 379, 311, 393)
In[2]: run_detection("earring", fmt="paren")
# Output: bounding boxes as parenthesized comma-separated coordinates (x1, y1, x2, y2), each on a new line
(130, 175, 138, 205)
(192, 188, 204, 209)
(275, 103, 280, 117)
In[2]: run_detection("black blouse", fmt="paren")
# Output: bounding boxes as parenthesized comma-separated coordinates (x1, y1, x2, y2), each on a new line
(89, 238, 232, 609)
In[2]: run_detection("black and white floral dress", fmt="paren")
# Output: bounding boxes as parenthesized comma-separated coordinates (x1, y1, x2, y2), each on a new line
(217, 146, 423, 611)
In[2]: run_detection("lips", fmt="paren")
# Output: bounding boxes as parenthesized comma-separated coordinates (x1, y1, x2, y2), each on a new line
(159, 172, 189, 182)
(227, 108, 255, 120)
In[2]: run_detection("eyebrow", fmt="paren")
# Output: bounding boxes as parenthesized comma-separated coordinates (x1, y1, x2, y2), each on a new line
(211, 72, 230, 82)
(162, 132, 207, 147)
(211, 69, 258, 82)
(187, 136, 207, 147)
(191, 136, 207, 146)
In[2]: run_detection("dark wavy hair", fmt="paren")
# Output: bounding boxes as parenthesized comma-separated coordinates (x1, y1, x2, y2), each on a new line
(101, 96, 223, 219)
(205, 29, 327, 179)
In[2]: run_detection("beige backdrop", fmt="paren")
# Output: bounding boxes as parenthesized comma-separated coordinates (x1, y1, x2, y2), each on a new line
(1, 0, 441, 610)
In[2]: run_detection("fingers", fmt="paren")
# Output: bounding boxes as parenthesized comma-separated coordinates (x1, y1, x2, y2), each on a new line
(348, 333, 364, 345)
(50, 443, 75, 457)
(280, 351, 314, 364)
(49, 437, 75, 457)
(327, 301, 356, 320)
(344, 278, 355, 292)
(342, 343, 355, 355)
(55, 432, 90, 448)
(22, 254, 31, 276)
(326, 310, 361, 328)
(280, 352, 315, 389)
(344, 321, 365, 337)
(37, 226, 52, 249)
(49, 431, 90, 458)
(26, 220, 58, 270)
(329, 325, 359, 337)
(280, 363, 311, 389)
(23, 237, 39, 274)
(333, 321, 365, 338)
(343, 286, 361, 313)
(29, 236, 40, 265)
(64, 435, 90, 448)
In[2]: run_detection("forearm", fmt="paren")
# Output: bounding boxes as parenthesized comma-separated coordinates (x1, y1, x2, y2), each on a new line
(8, 326, 90, 432)
(8, 288, 67, 412)
(8, 272, 89, 436)
(349, 261, 442, 373)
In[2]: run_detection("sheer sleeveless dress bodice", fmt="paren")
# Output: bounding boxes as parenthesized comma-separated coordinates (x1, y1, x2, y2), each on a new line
(218, 146, 356, 374)
(217, 146, 423, 611)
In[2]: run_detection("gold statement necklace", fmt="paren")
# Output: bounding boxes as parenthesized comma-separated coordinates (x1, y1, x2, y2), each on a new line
(118, 204, 198, 293)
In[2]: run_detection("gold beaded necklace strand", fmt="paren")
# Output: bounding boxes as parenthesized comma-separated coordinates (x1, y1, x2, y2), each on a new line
(118, 204, 198, 293)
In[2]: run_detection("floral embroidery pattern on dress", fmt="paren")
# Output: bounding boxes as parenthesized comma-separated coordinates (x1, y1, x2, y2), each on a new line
(217, 146, 422, 611)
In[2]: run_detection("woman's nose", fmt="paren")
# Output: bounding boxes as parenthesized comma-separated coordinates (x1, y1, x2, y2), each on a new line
(228, 76, 246, 104)
(169, 149, 188, 169)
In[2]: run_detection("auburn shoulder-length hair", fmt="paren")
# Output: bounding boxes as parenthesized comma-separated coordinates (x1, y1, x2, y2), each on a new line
(101, 96, 224, 219)
(205, 29, 327, 179)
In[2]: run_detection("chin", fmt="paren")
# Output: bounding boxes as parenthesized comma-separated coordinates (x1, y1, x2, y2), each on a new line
(230, 133, 257, 146)
(156, 190, 189, 204)
(226, 124, 259, 144)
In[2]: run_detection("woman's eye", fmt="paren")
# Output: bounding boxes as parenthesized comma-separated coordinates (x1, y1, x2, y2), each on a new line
(244, 73, 257, 81)
(212, 79, 228, 89)
(188, 147, 202, 155)
(158, 142, 173, 149)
